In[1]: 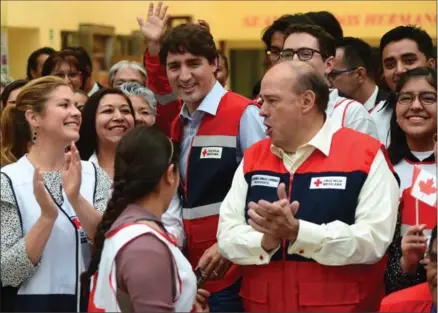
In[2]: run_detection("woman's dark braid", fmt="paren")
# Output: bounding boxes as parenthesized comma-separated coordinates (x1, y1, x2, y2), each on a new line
(80, 177, 129, 291)
(81, 161, 168, 287)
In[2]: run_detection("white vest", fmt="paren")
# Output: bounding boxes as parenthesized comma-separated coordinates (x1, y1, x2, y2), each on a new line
(88, 152, 185, 249)
(327, 89, 379, 140)
(89, 151, 98, 165)
(1, 156, 97, 311)
(394, 157, 436, 237)
(370, 100, 393, 147)
(92, 223, 197, 312)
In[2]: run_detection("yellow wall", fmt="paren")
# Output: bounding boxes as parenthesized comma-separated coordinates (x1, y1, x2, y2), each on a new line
(2, 1, 436, 77)
(3, 1, 436, 44)
(7, 27, 40, 79)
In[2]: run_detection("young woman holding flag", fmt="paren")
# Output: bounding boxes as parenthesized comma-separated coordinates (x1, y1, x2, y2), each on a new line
(385, 67, 437, 294)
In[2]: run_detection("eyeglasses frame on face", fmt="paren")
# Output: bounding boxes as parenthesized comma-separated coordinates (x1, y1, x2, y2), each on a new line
(396, 91, 437, 107)
(53, 71, 82, 80)
(114, 80, 144, 88)
(265, 48, 282, 62)
(279, 47, 324, 62)
(265, 47, 324, 62)
(327, 67, 358, 81)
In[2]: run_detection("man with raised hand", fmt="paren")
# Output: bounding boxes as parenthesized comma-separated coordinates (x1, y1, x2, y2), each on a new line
(137, 2, 265, 312)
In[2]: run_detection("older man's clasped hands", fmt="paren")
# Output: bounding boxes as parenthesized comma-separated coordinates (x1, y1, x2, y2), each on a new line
(247, 183, 301, 252)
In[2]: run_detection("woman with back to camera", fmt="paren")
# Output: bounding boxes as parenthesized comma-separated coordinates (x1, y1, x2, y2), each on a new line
(385, 67, 437, 294)
(0, 76, 112, 312)
(119, 81, 185, 249)
(76, 88, 135, 179)
(86, 126, 210, 312)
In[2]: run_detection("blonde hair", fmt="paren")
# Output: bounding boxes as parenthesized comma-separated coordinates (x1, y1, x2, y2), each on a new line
(1, 76, 69, 167)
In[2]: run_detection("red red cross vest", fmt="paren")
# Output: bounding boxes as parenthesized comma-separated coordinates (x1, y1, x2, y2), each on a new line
(380, 282, 433, 312)
(394, 154, 436, 237)
(171, 91, 259, 293)
(240, 127, 392, 312)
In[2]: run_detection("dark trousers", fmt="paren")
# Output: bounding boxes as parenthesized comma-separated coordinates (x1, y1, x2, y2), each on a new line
(208, 278, 244, 312)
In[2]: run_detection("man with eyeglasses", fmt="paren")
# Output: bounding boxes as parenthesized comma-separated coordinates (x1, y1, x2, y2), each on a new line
(282, 24, 378, 140)
(380, 225, 437, 312)
(371, 26, 436, 147)
(330, 38, 389, 113)
(251, 14, 315, 99)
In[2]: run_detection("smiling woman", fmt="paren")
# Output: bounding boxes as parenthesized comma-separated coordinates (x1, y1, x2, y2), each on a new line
(41, 50, 86, 92)
(385, 67, 437, 294)
(1, 76, 78, 166)
(76, 88, 135, 179)
(0, 76, 112, 312)
(120, 82, 157, 127)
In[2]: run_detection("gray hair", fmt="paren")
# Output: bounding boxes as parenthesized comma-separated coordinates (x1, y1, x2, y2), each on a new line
(1, 72, 14, 88)
(109, 60, 147, 87)
(120, 82, 157, 115)
(284, 61, 329, 113)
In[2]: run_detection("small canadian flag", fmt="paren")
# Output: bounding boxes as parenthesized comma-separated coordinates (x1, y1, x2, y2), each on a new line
(411, 165, 437, 208)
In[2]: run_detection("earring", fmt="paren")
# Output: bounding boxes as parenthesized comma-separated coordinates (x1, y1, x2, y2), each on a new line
(32, 131, 37, 145)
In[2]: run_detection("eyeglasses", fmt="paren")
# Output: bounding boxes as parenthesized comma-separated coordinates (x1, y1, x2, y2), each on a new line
(397, 91, 437, 106)
(327, 68, 358, 81)
(279, 48, 323, 61)
(53, 71, 82, 79)
(265, 49, 282, 62)
(113, 80, 144, 88)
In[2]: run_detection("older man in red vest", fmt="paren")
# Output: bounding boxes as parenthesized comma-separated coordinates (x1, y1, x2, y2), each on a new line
(217, 60, 400, 312)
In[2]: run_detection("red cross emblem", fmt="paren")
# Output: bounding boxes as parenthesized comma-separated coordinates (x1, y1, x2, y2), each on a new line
(313, 179, 323, 187)
(202, 148, 208, 157)
(71, 217, 81, 230)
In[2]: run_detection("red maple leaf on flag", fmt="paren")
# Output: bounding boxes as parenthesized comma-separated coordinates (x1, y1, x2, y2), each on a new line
(419, 178, 437, 196)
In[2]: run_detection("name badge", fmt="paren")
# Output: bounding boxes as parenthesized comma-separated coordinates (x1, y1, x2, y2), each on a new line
(310, 176, 347, 190)
(200, 147, 223, 159)
(251, 175, 280, 188)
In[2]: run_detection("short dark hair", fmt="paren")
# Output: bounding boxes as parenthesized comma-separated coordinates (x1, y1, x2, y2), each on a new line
(261, 14, 315, 49)
(26, 47, 56, 80)
(388, 67, 437, 164)
(284, 24, 336, 60)
(306, 11, 343, 41)
(0, 79, 28, 111)
(41, 50, 86, 89)
(380, 25, 434, 59)
(336, 37, 374, 77)
(159, 23, 218, 66)
(64, 46, 93, 78)
(76, 88, 136, 160)
(41, 50, 80, 75)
